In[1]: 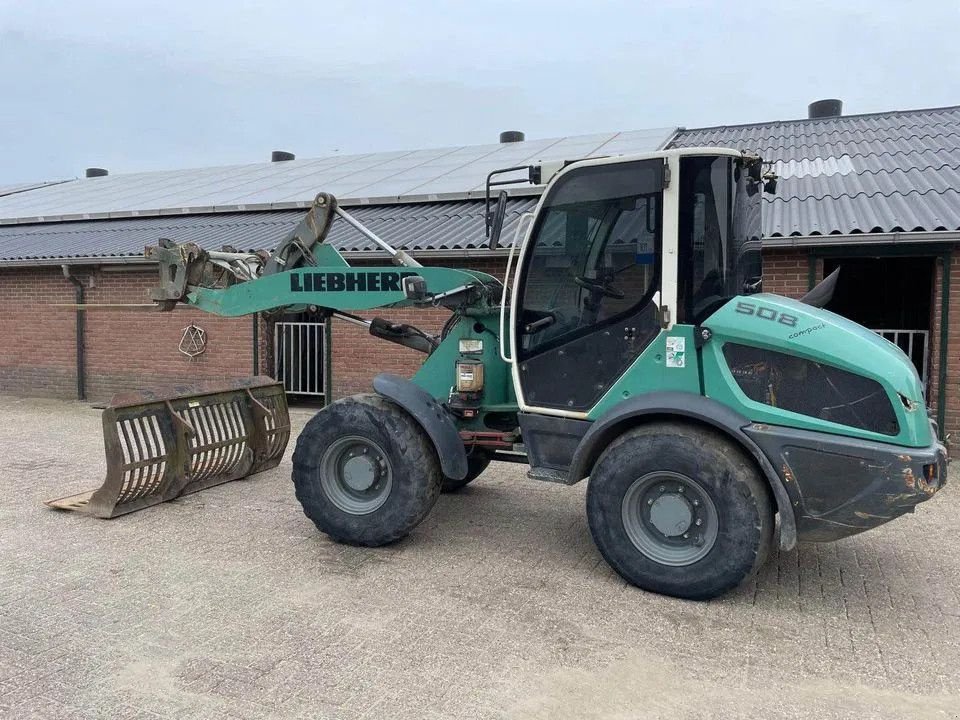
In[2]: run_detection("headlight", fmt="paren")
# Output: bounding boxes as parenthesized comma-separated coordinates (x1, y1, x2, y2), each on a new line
(456, 360, 484, 392)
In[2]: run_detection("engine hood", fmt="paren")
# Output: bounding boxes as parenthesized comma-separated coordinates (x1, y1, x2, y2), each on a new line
(702, 294, 931, 447)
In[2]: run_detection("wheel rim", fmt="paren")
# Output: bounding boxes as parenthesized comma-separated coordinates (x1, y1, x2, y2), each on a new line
(620, 471, 719, 567)
(319, 436, 393, 515)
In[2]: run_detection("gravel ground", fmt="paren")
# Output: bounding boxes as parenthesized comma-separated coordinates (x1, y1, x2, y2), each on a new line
(0, 394, 958, 719)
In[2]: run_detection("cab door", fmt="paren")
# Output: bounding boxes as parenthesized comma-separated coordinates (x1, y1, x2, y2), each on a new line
(510, 158, 666, 415)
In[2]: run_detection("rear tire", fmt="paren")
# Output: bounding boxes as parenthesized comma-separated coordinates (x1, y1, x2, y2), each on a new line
(586, 422, 773, 600)
(292, 394, 442, 547)
(441, 450, 491, 492)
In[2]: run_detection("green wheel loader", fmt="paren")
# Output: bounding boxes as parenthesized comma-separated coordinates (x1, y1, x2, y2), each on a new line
(49, 148, 947, 600)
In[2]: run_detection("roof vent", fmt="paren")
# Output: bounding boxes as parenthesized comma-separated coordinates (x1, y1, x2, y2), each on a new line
(808, 99, 843, 119)
(85, 167, 108, 178)
(499, 131, 525, 143)
(271, 150, 296, 162)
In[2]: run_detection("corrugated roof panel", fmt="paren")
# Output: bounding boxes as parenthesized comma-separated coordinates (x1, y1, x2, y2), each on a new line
(0, 128, 674, 224)
(0, 198, 541, 262)
(670, 106, 960, 236)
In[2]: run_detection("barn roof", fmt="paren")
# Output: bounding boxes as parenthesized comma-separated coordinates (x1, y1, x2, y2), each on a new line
(669, 105, 960, 238)
(2, 105, 960, 264)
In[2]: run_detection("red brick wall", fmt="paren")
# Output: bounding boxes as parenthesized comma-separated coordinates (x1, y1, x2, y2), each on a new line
(760, 249, 820, 298)
(0, 268, 77, 397)
(0, 259, 507, 404)
(0, 266, 255, 403)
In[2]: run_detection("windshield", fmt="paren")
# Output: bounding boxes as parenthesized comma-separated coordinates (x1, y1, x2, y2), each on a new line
(678, 155, 763, 324)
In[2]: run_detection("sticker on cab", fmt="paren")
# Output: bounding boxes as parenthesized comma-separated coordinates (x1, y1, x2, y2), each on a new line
(666, 336, 686, 368)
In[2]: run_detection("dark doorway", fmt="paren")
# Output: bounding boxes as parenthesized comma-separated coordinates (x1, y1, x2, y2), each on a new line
(823, 255, 934, 386)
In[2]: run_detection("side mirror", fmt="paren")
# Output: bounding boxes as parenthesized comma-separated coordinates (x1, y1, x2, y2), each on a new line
(487, 190, 508, 250)
(401, 275, 428, 302)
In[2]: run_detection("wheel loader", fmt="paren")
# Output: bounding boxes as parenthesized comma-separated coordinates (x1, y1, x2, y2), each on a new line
(47, 147, 947, 600)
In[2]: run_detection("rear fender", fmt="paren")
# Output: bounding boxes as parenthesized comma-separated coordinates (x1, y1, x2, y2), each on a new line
(571, 392, 798, 550)
(373, 373, 468, 480)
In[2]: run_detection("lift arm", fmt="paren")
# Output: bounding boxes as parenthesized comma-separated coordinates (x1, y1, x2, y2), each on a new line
(184, 265, 499, 317)
(145, 191, 501, 319)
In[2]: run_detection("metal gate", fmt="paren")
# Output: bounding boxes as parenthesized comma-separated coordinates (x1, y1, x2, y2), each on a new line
(872, 328, 930, 388)
(274, 322, 326, 398)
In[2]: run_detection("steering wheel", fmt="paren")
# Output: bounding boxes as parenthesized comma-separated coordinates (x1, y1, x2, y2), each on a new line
(574, 274, 625, 300)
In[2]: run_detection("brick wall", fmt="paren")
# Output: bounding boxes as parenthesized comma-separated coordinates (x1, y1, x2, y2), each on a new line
(0, 266, 255, 403)
(0, 259, 507, 405)
(760, 249, 821, 299)
(0, 268, 78, 397)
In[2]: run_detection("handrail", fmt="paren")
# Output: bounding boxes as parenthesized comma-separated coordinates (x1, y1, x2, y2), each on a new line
(499, 212, 534, 363)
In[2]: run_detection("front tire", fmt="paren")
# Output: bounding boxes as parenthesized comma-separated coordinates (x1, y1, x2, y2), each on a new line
(292, 394, 442, 547)
(586, 422, 773, 600)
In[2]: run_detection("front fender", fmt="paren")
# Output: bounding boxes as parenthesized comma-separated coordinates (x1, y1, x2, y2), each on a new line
(570, 391, 798, 550)
(373, 373, 468, 480)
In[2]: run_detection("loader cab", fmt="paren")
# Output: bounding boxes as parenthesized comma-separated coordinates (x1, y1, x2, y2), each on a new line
(508, 149, 762, 416)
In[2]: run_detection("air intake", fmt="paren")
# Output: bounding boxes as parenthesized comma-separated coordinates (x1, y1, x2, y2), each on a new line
(271, 150, 296, 162)
(85, 168, 108, 178)
(499, 131, 525, 143)
(808, 99, 843, 119)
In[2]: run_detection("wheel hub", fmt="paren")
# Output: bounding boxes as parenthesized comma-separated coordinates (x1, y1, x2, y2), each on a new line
(342, 454, 379, 492)
(648, 494, 693, 537)
(621, 471, 719, 567)
(319, 436, 393, 515)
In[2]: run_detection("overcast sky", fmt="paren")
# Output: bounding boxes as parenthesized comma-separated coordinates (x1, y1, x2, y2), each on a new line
(2, 0, 959, 184)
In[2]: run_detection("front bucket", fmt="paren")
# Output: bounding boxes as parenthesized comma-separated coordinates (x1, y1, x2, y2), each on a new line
(46, 376, 290, 518)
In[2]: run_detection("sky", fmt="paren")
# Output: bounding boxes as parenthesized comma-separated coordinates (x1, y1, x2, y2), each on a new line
(2, 0, 959, 184)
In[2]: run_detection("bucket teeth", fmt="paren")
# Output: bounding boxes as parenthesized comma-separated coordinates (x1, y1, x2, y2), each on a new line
(45, 376, 290, 518)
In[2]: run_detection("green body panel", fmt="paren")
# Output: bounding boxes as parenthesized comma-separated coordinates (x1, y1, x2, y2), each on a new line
(186, 266, 498, 317)
(313, 243, 350, 266)
(588, 326, 702, 418)
(412, 310, 517, 430)
(700, 294, 931, 448)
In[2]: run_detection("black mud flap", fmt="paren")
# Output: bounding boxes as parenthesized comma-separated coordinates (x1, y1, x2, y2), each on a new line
(372, 373, 468, 480)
